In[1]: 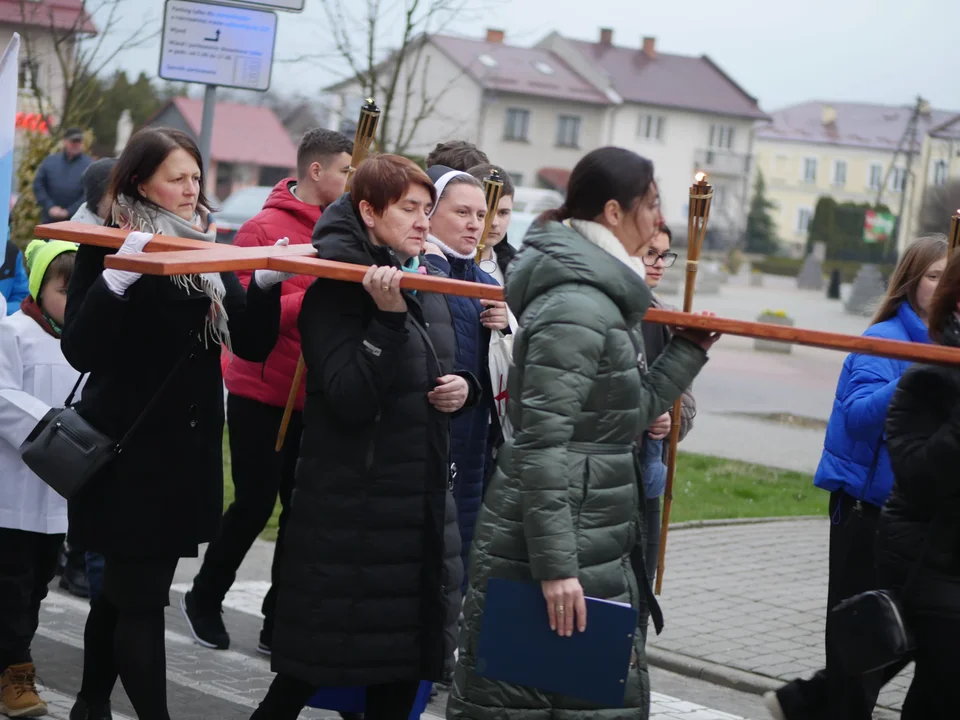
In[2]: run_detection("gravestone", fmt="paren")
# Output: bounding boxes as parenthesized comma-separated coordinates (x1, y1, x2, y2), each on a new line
(845, 264, 886, 316)
(797, 253, 824, 290)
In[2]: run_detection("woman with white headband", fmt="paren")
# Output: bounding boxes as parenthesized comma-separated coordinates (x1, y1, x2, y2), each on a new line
(423, 166, 509, 610)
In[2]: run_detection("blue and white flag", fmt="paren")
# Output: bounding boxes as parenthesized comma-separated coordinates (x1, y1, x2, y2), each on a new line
(0, 33, 20, 248)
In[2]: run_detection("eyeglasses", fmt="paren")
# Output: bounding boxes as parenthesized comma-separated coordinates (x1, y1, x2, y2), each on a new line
(641, 251, 678, 268)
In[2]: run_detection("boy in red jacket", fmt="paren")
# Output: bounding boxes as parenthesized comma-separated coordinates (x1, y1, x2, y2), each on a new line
(182, 129, 353, 654)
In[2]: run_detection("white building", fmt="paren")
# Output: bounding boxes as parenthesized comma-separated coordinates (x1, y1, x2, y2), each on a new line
(325, 27, 768, 244)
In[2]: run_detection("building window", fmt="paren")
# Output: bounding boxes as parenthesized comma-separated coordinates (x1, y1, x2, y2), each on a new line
(18, 60, 38, 91)
(555, 115, 581, 148)
(934, 159, 949, 187)
(889, 167, 907, 192)
(709, 124, 734, 149)
(639, 114, 664, 141)
(868, 164, 883, 191)
(802, 157, 817, 184)
(833, 160, 847, 187)
(504, 108, 530, 142)
(796, 208, 813, 234)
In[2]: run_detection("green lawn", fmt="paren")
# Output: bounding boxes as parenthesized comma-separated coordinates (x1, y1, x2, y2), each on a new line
(222, 435, 823, 543)
(670, 451, 823, 522)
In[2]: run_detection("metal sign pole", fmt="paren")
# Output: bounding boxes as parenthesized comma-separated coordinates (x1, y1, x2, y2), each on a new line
(199, 83, 217, 175)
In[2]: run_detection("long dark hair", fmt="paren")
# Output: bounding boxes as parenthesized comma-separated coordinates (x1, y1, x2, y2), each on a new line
(870, 234, 947, 324)
(538, 147, 655, 224)
(927, 247, 960, 343)
(108, 127, 215, 212)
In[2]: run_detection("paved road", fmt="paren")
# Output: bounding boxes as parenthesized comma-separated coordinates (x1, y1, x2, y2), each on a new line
(658, 273, 871, 473)
(32, 558, 771, 720)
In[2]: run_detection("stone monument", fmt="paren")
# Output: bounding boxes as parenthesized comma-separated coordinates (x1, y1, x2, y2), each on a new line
(797, 253, 824, 290)
(845, 264, 886, 316)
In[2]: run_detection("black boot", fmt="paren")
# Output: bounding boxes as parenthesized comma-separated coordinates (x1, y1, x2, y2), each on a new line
(59, 542, 90, 598)
(70, 696, 112, 720)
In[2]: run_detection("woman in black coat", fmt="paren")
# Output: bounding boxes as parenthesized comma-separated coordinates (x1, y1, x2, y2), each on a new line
(61, 127, 283, 720)
(253, 155, 473, 720)
(879, 248, 960, 719)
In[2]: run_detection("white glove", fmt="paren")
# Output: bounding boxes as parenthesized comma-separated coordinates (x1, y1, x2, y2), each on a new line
(102, 231, 153, 296)
(254, 237, 297, 289)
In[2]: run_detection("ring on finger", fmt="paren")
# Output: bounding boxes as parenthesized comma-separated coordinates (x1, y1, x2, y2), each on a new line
(557, 605, 565, 613)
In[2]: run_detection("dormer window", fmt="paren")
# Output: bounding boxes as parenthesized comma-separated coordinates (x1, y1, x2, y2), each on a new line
(534, 61, 554, 75)
(478, 54, 498, 68)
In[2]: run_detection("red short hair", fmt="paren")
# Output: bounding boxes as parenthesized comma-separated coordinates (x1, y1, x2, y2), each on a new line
(350, 154, 436, 215)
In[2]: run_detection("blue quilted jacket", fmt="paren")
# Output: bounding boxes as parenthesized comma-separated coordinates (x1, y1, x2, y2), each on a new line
(424, 249, 499, 590)
(815, 301, 930, 508)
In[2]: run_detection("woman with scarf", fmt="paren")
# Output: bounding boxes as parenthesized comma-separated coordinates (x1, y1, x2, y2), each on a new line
(60, 127, 284, 720)
(447, 147, 717, 720)
(422, 166, 509, 597)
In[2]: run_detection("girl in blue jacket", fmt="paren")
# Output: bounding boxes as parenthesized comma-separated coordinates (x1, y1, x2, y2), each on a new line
(768, 234, 947, 720)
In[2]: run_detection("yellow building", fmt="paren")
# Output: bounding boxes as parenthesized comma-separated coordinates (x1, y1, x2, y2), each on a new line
(903, 114, 960, 244)
(754, 101, 957, 257)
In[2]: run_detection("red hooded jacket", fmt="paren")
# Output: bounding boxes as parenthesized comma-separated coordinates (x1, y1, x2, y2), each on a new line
(222, 178, 319, 410)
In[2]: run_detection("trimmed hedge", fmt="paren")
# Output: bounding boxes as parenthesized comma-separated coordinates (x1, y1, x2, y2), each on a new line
(753, 257, 895, 284)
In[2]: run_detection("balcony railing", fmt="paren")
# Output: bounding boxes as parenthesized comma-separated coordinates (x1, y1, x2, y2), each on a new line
(694, 149, 752, 177)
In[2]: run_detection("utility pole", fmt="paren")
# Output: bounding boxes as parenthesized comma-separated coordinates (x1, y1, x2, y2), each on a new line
(876, 96, 925, 258)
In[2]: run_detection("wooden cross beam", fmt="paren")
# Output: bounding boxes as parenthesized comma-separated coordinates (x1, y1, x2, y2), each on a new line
(34, 221, 960, 366)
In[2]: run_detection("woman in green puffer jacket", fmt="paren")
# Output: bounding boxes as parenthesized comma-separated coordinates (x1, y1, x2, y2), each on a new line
(447, 147, 719, 720)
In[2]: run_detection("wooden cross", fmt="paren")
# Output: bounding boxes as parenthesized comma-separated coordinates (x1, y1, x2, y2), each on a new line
(33, 220, 960, 367)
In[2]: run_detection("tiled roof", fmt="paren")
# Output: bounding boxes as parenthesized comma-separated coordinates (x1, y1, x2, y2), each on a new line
(430, 34, 612, 106)
(756, 101, 959, 151)
(0, 0, 97, 34)
(930, 114, 960, 141)
(562, 38, 768, 120)
(158, 97, 297, 168)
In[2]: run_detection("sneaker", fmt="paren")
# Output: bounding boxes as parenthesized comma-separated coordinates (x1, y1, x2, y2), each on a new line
(69, 696, 112, 720)
(0, 662, 47, 718)
(180, 591, 230, 650)
(256, 640, 271, 657)
(762, 691, 788, 720)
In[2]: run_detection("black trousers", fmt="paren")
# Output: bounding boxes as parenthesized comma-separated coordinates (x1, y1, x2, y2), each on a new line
(901, 613, 960, 719)
(0, 528, 64, 671)
(251, 673, 421, 720)
(78, 555, 179, 720)
(643, 495, 661, 587)
(191, 393, 301, 638)
(776, 491, 909, 720)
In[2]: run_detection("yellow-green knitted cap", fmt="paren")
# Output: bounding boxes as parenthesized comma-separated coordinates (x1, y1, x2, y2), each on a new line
(24, 239, 78, 301)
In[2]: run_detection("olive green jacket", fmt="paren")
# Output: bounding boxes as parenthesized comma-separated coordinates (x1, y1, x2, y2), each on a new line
(447, 221, 709, 719)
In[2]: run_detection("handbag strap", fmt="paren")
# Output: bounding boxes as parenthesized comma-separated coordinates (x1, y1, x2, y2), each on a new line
(64, 373, 86, 407)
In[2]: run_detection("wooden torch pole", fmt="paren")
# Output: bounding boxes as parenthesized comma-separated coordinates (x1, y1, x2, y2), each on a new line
(274, 100, 381, 452)
(949, 209, 960, 260)
(655, 172, 713, 595)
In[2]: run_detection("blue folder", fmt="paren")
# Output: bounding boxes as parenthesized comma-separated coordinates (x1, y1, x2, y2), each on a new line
(475, 577, 639, 706)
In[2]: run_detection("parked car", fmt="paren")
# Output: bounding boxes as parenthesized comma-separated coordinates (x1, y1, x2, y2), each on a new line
(213, 185, 273, 244)
(511, 186, 564, 214)
(507, 210, 539, 250)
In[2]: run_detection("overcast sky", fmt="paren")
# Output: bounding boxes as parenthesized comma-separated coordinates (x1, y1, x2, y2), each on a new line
(96, 0, 960, 113)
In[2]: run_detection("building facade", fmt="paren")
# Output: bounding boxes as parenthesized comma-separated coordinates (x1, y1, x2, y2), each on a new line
(754, 101, 957, 257)
(325, 27, 767, 244)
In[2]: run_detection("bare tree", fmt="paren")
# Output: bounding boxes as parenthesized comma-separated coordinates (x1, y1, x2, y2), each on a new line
(15, 0, 160, 133)
(288, 0, 486, 154)
(917, 180, 960, 237)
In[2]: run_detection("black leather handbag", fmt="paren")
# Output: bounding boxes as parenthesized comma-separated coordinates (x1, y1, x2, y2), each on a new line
(21, 343, 196, 500)
(830, 588, 914, 674)
(830, 521, 935, 675)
